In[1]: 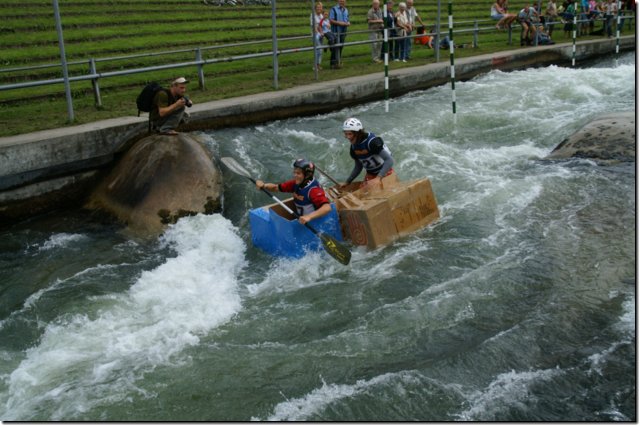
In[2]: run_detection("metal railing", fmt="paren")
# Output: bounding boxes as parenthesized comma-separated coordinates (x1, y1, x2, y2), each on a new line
(0, 11, 633, 113)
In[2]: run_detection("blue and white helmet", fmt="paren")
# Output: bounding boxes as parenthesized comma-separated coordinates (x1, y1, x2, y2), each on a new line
(342, 117, 363, 132)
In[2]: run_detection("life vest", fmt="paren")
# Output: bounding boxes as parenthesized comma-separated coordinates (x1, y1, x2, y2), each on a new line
(350, 132, 392, 175)
(415, 26, 430, 45)
(416, 33, 431, 45)
(293, 178, 322, 216)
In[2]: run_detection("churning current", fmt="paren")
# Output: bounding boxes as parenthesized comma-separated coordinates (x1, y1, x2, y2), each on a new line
(0, 52, 635, 421)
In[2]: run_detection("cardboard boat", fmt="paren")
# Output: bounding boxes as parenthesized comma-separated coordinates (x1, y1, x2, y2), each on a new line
(248, 176, 439, 257)
(328, 177, 440, 249)
(248, 199, 343, 258)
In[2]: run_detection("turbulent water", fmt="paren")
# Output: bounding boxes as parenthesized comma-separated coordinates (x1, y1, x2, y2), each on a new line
(0, 53, 635, 421)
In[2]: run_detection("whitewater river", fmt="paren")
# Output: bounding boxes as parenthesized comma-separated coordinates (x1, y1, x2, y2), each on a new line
(0, 53, 635, 421)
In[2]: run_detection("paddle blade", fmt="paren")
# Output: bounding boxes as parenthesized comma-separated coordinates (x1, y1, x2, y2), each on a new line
(318, 232, 351, 265)
(220, 157, 252, 179)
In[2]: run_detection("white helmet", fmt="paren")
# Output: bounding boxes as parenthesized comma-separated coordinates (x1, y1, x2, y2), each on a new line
(342, 117, 363, 132)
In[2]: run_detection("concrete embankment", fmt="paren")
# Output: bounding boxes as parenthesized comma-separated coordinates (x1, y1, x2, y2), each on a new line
(0, 36, 635, 224)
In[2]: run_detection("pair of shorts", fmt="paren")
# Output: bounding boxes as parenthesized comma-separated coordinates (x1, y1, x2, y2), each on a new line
(491, 14, 504, 20)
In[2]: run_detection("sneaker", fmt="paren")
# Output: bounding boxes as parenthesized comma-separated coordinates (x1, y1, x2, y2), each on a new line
(402, 59, 407, 62)
(394, 59, 400, 62)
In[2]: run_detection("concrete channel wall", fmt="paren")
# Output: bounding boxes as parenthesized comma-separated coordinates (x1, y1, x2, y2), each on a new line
(0, 36, 635, 223)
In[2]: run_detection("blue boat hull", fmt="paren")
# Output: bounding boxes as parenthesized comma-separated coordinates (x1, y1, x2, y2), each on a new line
(249, 200, 343, 258)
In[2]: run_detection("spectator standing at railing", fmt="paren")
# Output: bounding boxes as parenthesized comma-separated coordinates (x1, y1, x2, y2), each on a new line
(316, 9, 337, 70)
(321, 11, 338, 46)
(395, 2, 411, 61)
(586, 0, 600, 32)
(311, 2, 324, 70)
(405, 0, 424, 59)
(545, 0, 559, 35)
(382, 0, 399, 61)
(367, 0, 384, 63)
(602, 0, 617, 37)
(560, 0, 576, 36)
(578, 0, 590, 35)
(330, 0, 350, 68)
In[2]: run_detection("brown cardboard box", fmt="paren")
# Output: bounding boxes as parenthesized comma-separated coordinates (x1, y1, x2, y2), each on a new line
(331, 178, 439, 249)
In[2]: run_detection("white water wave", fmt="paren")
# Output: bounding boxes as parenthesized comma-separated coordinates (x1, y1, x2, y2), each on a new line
(0, 263, 134, 332)
(455, 367, 564, 421)
(587, 296, 635, 376)
(245, 250, 348, 297)
(26, 233, 88, 253)
(261, 370, 450, 421)
(0, 214, 246, 420)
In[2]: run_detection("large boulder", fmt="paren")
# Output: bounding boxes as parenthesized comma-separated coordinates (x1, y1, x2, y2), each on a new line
(87, 133, 222, 237)
(545, 112, 635, 163)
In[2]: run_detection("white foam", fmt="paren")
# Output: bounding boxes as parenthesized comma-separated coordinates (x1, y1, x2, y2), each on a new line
(245, 250, 345, 297)
(0, 263, 134, 332)
(32, 233, 87, 252)
(262, 371, 424, 421)
(456, 367, 563, 421)
(0, 214, 246, 420)
(615, 297, 635, 338)
(588, 296, 636, 376)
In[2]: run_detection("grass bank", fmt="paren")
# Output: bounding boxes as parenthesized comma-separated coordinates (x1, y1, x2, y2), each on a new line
(0, 0, 634, 137)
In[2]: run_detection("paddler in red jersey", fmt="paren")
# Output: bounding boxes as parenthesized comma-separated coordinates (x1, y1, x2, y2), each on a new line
(255, 158, 332, 225)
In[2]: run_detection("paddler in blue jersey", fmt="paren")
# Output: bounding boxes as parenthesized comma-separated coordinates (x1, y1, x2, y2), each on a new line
(340, 117, 396, 190)
(256, 158, 332, 225)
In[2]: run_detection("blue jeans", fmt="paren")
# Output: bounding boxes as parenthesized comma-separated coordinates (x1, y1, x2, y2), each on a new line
(314, 34, 323, 65)
(398, 35, 409, 60)
(331, 32, 346, 66)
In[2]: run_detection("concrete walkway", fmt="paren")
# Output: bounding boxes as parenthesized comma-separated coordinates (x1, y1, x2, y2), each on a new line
(0, 36, 635, 222)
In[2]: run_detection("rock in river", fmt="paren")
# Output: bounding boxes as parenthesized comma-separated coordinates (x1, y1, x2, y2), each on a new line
(87, 133, 222, 237)
(545, 112, 635, 163)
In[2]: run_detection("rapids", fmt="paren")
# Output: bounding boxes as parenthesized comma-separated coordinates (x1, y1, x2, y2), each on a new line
(0, 52, 635, 421)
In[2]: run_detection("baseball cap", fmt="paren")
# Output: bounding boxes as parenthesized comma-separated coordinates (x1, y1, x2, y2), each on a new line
(172, 77, 189, 85)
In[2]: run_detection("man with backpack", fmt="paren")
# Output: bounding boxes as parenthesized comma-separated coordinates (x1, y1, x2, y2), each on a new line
(148, 77, 193, 135)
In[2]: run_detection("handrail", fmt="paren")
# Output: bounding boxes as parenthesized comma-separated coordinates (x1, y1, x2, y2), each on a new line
(0, 28, 379, 74)
(0, 13, 633, 98)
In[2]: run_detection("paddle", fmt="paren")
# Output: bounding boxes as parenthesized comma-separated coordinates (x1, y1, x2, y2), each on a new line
(314, 165, 342, 187)
(314, 165, 343, 198)
(220, 157, 351, 265)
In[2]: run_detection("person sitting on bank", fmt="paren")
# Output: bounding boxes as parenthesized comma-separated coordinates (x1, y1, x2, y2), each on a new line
(340, 117, 395, 191)
(150, 77, 193, 135)
(255, 159, 332, 225)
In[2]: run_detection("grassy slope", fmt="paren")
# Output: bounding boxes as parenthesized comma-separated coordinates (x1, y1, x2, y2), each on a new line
(0, 0, 634, 136)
